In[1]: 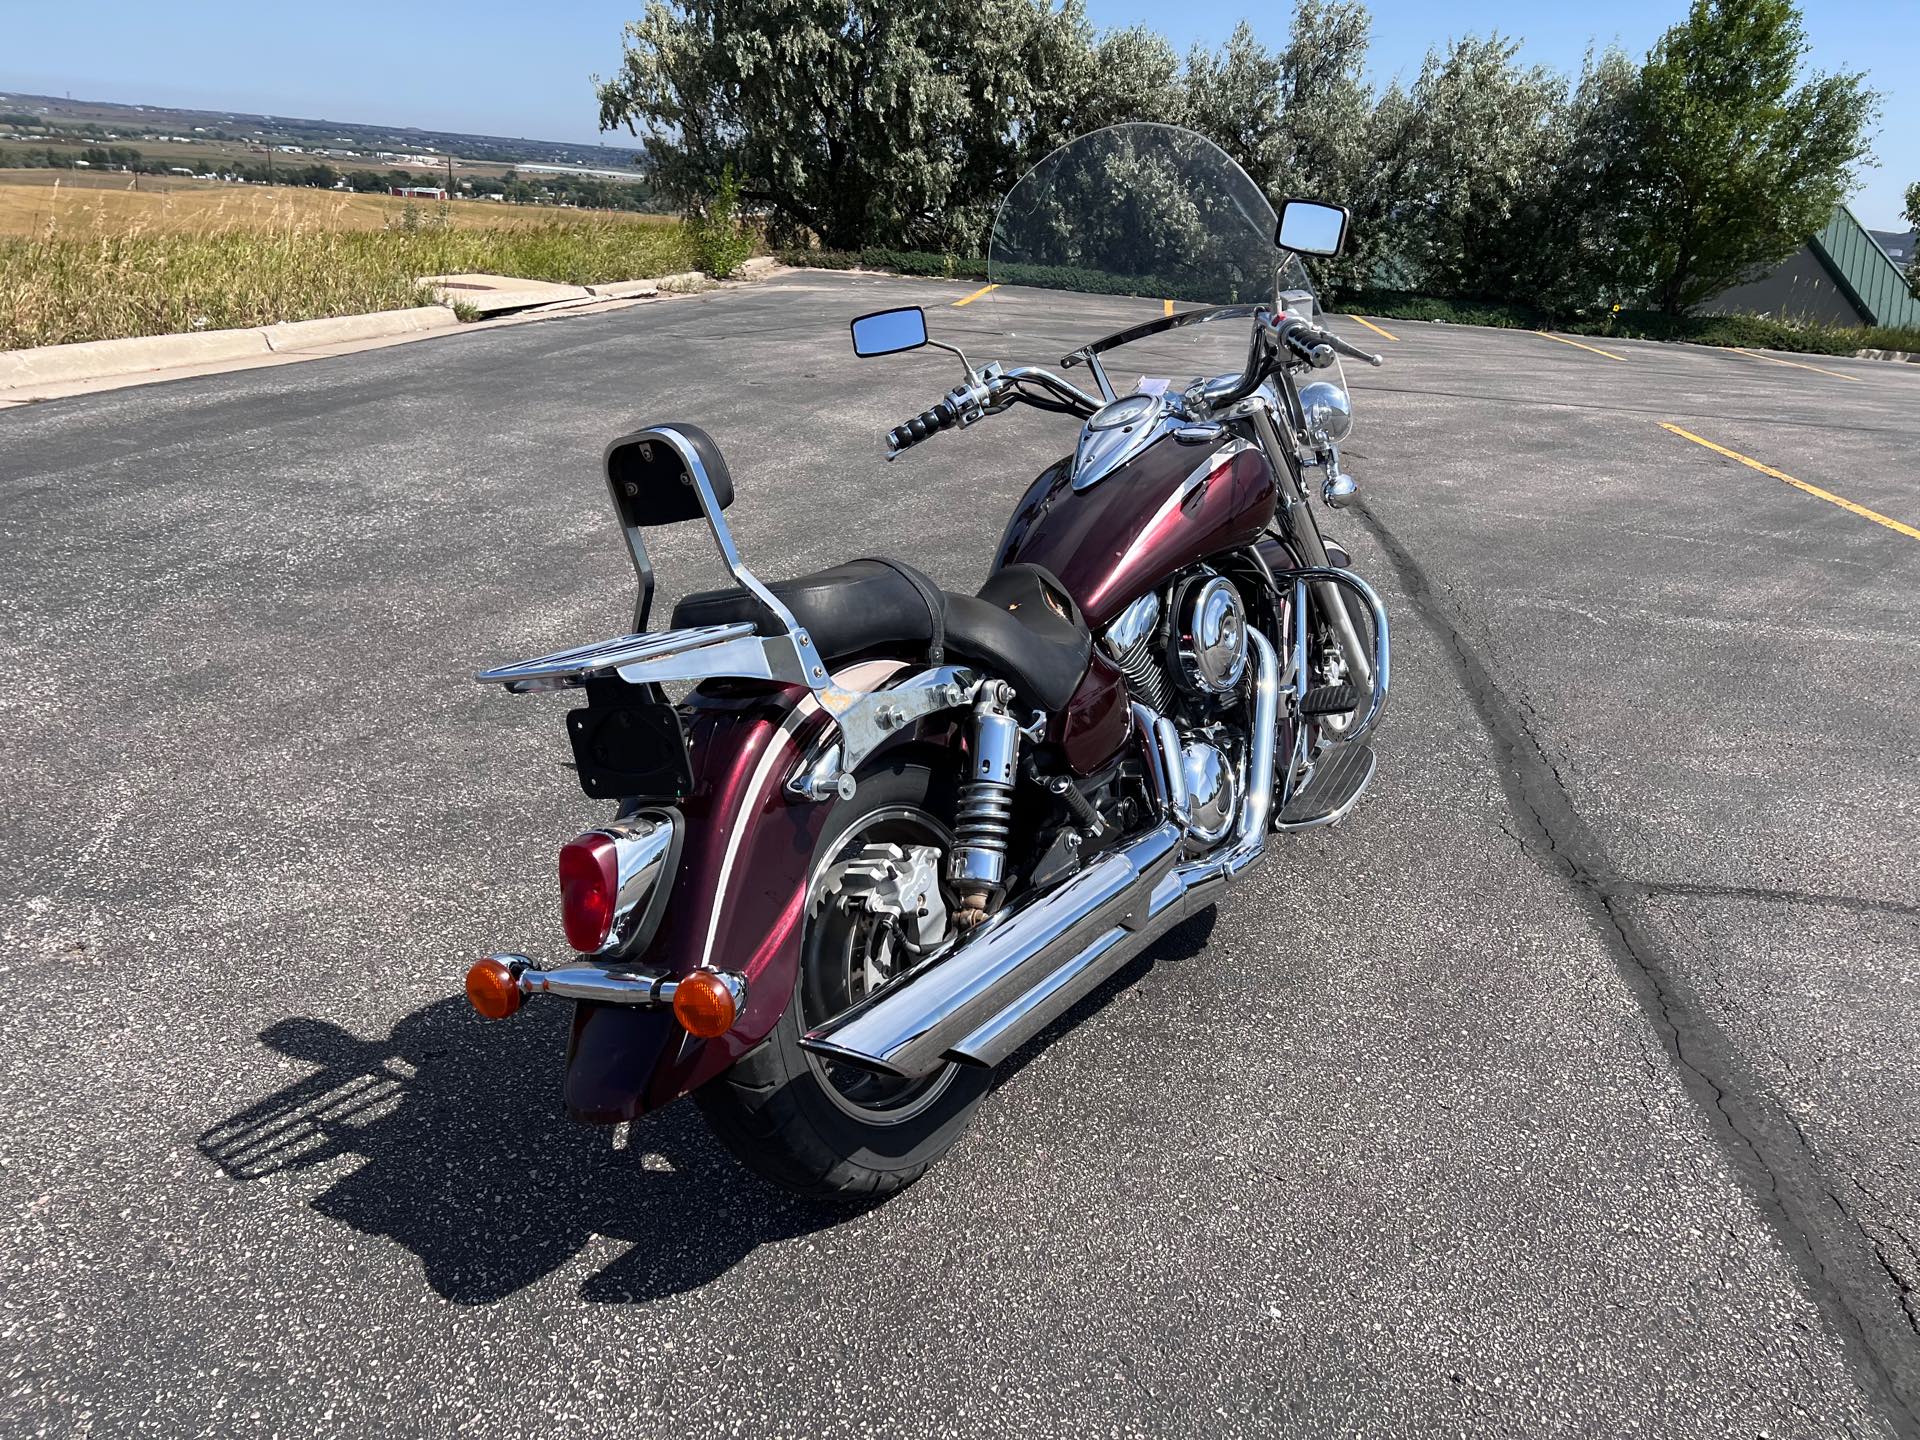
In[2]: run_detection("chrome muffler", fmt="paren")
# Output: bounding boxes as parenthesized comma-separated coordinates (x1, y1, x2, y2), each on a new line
(802, 630, 1279, 1078)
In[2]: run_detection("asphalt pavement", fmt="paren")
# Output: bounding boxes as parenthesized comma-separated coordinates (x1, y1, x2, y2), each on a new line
(2, 271, 1917, 1438)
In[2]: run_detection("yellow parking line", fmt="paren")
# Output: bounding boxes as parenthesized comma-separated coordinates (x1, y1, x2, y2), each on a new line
(1163, 298, 1174, 317)
(1730, 346, 1860, 383)
(1532, 330, 1625, 361)
(1660, 423, 1920, 542)
(1347, 314, 1398, 341)
(952, 283, 998, 307)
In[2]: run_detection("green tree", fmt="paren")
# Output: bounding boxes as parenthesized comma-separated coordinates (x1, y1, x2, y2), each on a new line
(595, 0, 1191, 253)
(1081, 27, 1187, 132)
(600, 0, 1032, 249)
(1387, 34, 1569, 301)
(1624, 0, 1877, 314)
(1497, 47, 1645, 312)
(1183, 23, 1286, 196)
(1905, 180, 1920, 296)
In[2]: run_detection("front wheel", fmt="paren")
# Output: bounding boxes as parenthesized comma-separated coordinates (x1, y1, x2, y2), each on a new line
(693, 759, 989, 1197)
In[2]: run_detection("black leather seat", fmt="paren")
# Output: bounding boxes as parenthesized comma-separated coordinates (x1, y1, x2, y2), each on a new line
(671, 559, 1092, 711)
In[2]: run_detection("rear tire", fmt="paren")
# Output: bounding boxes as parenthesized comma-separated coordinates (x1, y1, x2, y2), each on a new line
(694, 760, 989, 1197)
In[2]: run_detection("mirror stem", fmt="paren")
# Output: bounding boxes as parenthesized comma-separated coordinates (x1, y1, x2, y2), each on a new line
(928, 338, 978, 383)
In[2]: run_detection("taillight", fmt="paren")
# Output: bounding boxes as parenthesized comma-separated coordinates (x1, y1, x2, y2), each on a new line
(559, 833, 619, 952)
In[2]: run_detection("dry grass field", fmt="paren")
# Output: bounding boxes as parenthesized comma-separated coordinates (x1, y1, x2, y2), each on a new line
(0, 174, 693, 351)
(0, 171, 675, 238)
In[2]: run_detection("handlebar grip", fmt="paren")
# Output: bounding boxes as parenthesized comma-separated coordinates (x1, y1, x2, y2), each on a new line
(886, 398, 958, 456)
(1273, 318, 1333, 369)
(1289, 332, 1336, 369)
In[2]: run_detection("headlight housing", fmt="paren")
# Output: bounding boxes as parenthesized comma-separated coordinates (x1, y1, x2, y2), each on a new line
(1298, 380, 1352, 444)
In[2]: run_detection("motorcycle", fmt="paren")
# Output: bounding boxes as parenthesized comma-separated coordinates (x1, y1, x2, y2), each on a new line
(462, 123, 1390, 1196)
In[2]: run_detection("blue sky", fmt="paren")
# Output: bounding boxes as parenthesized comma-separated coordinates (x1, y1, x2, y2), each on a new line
(3, 0, 1913, 228)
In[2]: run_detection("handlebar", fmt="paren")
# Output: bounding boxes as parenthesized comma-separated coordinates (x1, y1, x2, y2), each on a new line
(881, 310, 1381, 457)
(885, 365, 1100, 459)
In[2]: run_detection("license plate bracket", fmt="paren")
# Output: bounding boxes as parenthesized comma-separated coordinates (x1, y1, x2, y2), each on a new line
(566, 699, 693, 801)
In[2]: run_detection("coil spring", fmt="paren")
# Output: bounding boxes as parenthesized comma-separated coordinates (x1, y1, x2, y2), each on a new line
(955, 779, 1014, 855)
(949, 688, 1020, 927)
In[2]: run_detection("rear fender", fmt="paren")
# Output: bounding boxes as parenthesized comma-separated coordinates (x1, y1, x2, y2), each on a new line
(563, 659, 957, 1122)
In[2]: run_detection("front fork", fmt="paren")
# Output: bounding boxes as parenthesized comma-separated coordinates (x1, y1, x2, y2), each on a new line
(1250, 403, 1379, 735)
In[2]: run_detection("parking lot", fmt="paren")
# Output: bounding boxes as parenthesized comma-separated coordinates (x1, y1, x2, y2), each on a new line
(3, 269, 1917, 1438)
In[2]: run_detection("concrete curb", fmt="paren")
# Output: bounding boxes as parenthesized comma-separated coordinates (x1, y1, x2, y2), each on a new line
(421, 274, 593, 314)
(1, 307, 459, 391)
(585, 278, 660, 299)
(261, 307, 460, 352)
(0, 260, 788, 399)
(0, 327, 270, 389)
(1855, 347, 1920, 364)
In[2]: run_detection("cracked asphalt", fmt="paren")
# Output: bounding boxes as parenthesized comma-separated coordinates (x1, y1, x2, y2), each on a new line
(2, 271, 1917, 1438)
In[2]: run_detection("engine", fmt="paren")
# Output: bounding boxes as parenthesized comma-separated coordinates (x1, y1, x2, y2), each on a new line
(1099, 569, 1250, 842)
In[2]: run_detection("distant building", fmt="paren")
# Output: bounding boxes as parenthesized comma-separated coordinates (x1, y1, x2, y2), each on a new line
(1698, 207, 1920, 329)
(1871, 228, 1916, 269)
(390, 185, 447, 200)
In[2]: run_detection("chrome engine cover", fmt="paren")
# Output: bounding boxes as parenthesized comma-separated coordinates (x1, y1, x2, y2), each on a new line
(1176, 575, 1249, 696)
(1180, 740, 1238, 843)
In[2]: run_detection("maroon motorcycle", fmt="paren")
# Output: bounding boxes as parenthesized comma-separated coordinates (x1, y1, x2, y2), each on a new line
(464, 124, 1389, 1195)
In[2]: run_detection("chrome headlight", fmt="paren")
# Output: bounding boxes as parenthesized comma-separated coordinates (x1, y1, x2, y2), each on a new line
(1299, 381, 1352, 444)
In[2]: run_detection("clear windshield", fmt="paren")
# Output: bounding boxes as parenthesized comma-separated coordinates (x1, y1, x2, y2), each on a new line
(989, 123, 1312, 316)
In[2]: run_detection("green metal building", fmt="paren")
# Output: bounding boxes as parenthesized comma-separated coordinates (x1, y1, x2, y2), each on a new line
(1701, 206, 1920, 329)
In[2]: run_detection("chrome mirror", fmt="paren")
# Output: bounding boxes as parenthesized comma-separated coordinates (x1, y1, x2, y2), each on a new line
(850, 306, 929, 358)
(1275, 199, 1350, 258)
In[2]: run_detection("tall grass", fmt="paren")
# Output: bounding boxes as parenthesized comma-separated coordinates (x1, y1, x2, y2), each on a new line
(0, 204, 693, 350)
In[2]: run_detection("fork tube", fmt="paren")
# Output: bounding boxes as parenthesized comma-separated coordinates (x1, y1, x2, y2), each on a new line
(1249, 404, 1374, 721)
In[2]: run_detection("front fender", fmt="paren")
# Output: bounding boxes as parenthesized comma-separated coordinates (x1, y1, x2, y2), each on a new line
(564, 660, 930, 1123)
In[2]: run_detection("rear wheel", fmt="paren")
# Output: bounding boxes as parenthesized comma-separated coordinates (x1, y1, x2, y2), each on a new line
(693, 760, 989, 1197)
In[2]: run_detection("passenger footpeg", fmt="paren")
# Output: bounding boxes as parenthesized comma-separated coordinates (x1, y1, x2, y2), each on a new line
(1275, 743, 1377, 831)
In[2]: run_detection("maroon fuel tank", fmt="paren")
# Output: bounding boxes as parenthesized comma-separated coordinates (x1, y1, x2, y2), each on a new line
(992, 438, 1277, 629)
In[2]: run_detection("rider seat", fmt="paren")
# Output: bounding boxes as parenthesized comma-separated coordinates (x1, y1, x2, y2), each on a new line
(671, 559, 1092, 711)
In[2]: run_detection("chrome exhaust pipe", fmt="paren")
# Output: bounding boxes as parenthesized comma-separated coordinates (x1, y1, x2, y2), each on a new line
(802, 630, 1279, 1078)
(802, 819, 1185, 1078)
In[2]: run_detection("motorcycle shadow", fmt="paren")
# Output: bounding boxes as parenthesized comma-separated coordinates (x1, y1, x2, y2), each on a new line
(197, 998, 869, 1307)
(197, 908, 1218, 1307)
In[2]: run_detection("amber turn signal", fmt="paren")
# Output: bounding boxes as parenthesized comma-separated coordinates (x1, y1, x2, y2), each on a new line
(673, 969, 740, 1038)
(465, 956, 524, 1021)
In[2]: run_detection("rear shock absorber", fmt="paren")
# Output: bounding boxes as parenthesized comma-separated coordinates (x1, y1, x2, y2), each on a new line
(948, 681, 1019, 930)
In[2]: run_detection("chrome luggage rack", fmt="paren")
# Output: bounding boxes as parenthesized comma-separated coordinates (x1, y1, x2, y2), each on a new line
(474, 423, 979, 795)
(475, 622, 762, 694)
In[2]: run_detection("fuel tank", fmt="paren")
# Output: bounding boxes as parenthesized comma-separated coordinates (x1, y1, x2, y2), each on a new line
(993, 437, 1277, 629)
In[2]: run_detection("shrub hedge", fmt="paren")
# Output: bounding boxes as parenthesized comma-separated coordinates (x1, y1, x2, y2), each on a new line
(1332, 288, 1920, 357)
(772, 251, 1920, 358)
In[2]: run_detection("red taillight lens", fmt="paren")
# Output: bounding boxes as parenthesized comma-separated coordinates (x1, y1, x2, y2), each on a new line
(559, 833, 619, 952)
